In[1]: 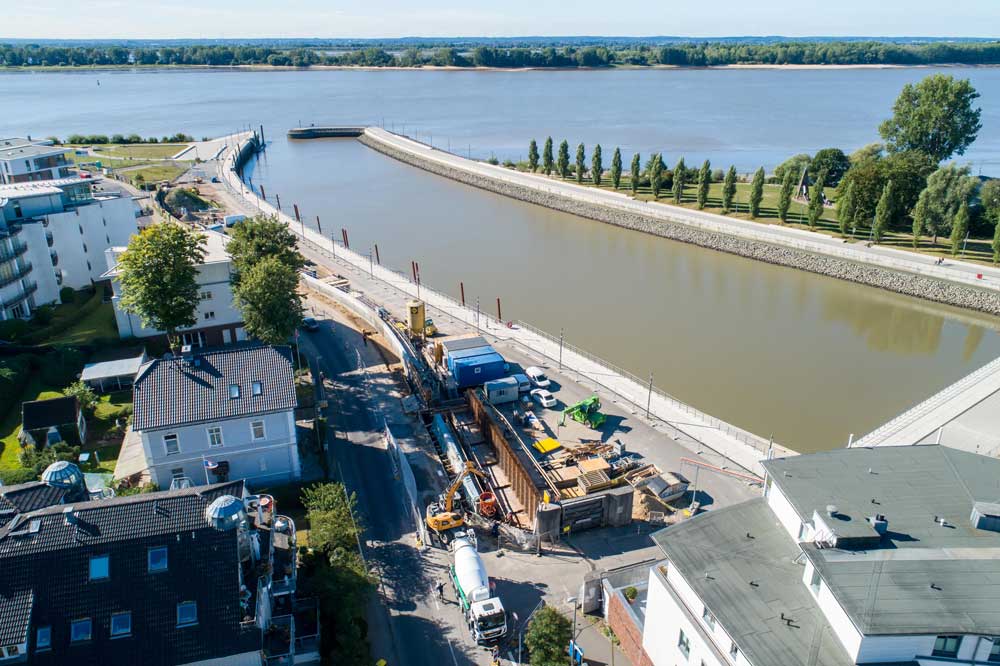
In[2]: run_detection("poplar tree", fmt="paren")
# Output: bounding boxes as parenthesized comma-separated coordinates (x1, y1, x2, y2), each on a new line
(528, 139, 539, 172)
(993, 216, 1000, 265)
(575, 143, 586, 183)
(557, 140, 570, 179)
(697, 159, 711, 209)
(630, 153, 641, 195)
(749, 167, 765, 218)
(777, 170, 795, 222)
(610, 148, 622, 190)
(950, 201, 970, 256)
(722, 166, 737, 213)
(807, 171, 827, 229)
(592, 144, 603, 187)
(542, 137, 554, 175)
(672, 158, 686, 203)
(837, 180, 857, 237)
(872, 179, 895, 243)
(649, 154, 663, 199)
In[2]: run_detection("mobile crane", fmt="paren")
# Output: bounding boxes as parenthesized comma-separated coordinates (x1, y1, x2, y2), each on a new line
(426, 460, 487, 541)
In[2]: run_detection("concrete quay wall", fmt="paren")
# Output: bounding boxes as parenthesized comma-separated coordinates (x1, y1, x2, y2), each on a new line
(357, 129, 1000, 316)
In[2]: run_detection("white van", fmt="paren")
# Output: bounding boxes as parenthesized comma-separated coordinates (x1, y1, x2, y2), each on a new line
(511, 373, 531, 393)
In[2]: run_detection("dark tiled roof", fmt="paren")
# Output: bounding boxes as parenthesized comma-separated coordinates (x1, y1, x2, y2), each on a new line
(0, 482, 68, 519)
(0, 588, 32, 645)
(132, 345, 296, 431)
(0, 480, 256, 665)
(21, 397, 78, 431)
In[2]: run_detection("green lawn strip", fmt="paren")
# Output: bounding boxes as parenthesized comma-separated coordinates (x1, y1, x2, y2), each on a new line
(24, 289, 117, 346)
(95, 143, 190, 160)
(89, 391, 132, 472)
(126, 163, 189, 186)
(0, 382, 63, 473)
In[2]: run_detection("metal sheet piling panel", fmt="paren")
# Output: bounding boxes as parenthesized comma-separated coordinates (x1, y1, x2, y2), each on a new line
(467, 391, 542, 526)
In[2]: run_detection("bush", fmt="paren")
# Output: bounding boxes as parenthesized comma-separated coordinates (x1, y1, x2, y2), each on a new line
(31, 305, 55, 326)
(38, 348, 85, 387)
(60, 287, 76, 304)
(19, 442, 80, 477)
(486, 155, 500, 165)
(525, 606, 573, 666)
(0, 319, 31, 342)
(0, 467, 40, 485)
(624, 586, 638, 601)
(0, 355, 31, 419)
(64, 381, 97, 415)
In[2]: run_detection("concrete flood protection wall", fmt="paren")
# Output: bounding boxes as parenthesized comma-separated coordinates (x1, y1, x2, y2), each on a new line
(350, 127, 1000, 316)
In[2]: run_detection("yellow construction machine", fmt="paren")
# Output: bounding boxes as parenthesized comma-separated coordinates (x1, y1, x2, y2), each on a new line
(425, 461, 487, 537)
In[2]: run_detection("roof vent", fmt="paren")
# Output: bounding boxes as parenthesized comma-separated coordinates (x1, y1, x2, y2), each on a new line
(62, 505, 77, 525)
(826, 505, 838, 517)
(971, 503, 1000, 533)
(205, 495, 247, 531)
(867, 514, 888, 535)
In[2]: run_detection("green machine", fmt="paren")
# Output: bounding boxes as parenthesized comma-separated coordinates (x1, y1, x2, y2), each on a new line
(560, 395, 607, 429)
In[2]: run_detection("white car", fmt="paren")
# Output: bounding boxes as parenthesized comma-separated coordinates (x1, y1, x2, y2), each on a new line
(530, 388, 557, 408)
(525, 366, 551, 388)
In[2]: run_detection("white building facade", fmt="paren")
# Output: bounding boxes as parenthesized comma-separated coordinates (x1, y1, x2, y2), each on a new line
(0, 138, 73, 184)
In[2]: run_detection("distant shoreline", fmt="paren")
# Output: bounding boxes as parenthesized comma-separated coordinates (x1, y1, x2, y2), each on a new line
(3, 62, 999, 73)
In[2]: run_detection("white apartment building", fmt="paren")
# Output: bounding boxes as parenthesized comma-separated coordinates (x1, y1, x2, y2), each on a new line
(0, 138, 74, 184)
(104, 228, 246, 347)
(0, 176, 139, 320)
(615, 446, 1000, 666)
(121, 344, 302, 489)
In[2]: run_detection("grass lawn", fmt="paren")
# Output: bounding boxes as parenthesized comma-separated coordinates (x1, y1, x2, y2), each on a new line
(26, 289, 118, 346)
(88, 391, 132, 473)
(126, 163, 189, 186)
(0, 381, 63, 473)
(94, 143, 190, 159)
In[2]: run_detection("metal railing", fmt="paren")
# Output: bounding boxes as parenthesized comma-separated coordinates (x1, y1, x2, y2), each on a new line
(0, 239, 27, 263)
(0, 261, 32, 289)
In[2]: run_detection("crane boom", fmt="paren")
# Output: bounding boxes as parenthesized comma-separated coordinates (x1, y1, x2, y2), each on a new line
(444, 461, 487, 513)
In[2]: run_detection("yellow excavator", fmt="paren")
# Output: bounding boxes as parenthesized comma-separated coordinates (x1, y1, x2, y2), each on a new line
(426, 460, 487, 538)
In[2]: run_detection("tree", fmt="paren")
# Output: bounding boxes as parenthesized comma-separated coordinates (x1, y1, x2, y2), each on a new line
(809, 148, 850, 185)
(227, 215, 305, 280)
(116, 223, 205, 350)
(672, 158, 686, 203)
(910, 164, 979, 244)
(950, 201, 970, 256)
(749, 167, 765, 218)
(837, 180, 858, 236)
(722, 166, 737, 213)
(64, 381, 97, 415)
(557, 140, 570, 179)
(649, 154, 663, 199)
(980, 180, 1000, 263)
(872, 179, 895, 243)
(807, 171, 827, 228)
(528, 139, 539, 172)
(302, 482, 363, 557)
(591, 144, 603, 187)
(774, 153, 811, 183)
(879, 74, 982, 162)
(850, 142, 884, 165)
(610, 147, 622, 190)
(630, 153, 641, 195)
(777, 169, 795, 222)
(542, 137, 554, 175)
(575, 143, 586, 183)
(697, 159, 711, 209)
(838, 150, 936, 233)
(994, 219, 1000, 265)
(234, 256, 304, 345)
(524, 606, 572, 666)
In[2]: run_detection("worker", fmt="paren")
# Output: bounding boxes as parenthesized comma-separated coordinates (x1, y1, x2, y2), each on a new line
(490, 646, 501, 666)
(436, 580, 445, 601)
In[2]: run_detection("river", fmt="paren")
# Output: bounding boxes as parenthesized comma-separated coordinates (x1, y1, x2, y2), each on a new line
(5, 66, 1000, 451)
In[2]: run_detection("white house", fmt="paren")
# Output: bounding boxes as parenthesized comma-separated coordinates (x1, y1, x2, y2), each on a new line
(104, 228, 246, 347)
(124, 344, 301, 489)
(0, 138, 73, 184)
(0, 175, 139, 320)
(613, 445, 1000, 666)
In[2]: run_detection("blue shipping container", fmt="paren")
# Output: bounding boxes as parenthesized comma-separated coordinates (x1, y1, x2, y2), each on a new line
(445, 344, 494, 373)
(452, 352, 508, 388)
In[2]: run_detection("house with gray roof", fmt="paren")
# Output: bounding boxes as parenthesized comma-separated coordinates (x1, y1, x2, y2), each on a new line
(620, 445, 1000, 666)
(116, 344, 301, 490)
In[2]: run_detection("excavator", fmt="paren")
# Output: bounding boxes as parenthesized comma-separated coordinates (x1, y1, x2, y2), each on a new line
(426, 460, 487, 541)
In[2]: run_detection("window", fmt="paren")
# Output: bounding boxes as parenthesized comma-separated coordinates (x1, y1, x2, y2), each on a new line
(200, 290, 212, 300)
(70, 618, 92, 642)
(251, 420, 265, 440)
(177, 601, 198, 627)
(35, 626, 51, 650)
(730, 642, 740, 659)
(229, 384, 240, 399)
(148, 546, 168, 573)
(933, 635, 962, 658)
(89, 554, 109, 581)
(990, 639, 1000, 663)
(677, 629, 691, 659)
(164, 433, 179, 455)
(252, 381, 263, 396)
(170, 467, 185, 481)
(204, 311, 216, 321)
(702, 606, 716, 630)
(207, 426, 223, 448)
(110, 612, 131, 638)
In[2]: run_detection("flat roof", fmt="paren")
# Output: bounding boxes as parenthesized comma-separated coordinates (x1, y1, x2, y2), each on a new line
(103, 228, 231, 278)
(0, 175, 97, 200)
(652, 499, 854, 666)
(81, 354, 146, 382)
(0, 143, 67, 160)
(764, 446, 1000, 635)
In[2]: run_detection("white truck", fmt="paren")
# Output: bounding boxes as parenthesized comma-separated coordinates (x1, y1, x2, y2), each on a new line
(450, 537, 508, 644)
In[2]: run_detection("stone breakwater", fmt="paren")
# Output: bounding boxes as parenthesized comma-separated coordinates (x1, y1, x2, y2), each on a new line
(358, 132, 1000, 317)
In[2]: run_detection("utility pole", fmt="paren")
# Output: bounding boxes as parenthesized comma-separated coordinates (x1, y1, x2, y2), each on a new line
(646, 373, 654, 419)
(559, 328, 564, 370)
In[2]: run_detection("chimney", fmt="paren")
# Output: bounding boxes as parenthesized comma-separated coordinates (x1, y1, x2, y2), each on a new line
(62, 505, 77, 525)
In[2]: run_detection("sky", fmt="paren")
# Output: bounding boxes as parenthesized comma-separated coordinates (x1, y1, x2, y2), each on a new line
(5, 0, 1000, 40)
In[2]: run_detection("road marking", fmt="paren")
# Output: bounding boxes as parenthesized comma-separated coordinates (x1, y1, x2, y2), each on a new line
(445, 637, 459, 666)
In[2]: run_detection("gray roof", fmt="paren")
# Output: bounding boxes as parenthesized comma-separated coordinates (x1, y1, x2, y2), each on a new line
(652, 499, 854, 666)
(763, 446, 1000, 636)
(132, 345, 296, 431)
(80, 353, 146, 382)
(0, 143, 66, 159)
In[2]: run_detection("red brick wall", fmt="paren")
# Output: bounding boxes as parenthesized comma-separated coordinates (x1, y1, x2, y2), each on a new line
(608, 592, 654, 666)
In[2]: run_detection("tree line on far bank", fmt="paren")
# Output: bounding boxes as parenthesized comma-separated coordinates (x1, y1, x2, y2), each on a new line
(520, 75, 1000, 263)
(6, 39, 1000, 69)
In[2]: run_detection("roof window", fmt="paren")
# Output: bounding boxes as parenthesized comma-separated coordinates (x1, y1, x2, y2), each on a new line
(229, 384, 240, 399)
(252, 381, 262, 396)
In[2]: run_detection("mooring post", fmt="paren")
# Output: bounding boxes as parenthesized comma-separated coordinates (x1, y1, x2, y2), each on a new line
(275, 194, 282, 211)
(374, 244, 380, 264)
(342, 228, 349, 249)
(460, 281, 465, 307)
(259, 124, 265, 144)
(315, 215, 322, 234)
(259, 184, 266, 201)
(497, 297, 502, 323)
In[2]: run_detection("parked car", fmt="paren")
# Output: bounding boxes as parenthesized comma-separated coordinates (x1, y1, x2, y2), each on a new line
(530, 388, 557, 408)
(300, 317, 320, 332)
(525, 366, 551, 388)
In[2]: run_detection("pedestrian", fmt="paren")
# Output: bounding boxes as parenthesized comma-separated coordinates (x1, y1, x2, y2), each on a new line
(436, 581, 445, 601)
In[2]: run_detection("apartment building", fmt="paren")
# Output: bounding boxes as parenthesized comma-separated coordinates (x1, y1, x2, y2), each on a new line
(0, 138, 73, 184)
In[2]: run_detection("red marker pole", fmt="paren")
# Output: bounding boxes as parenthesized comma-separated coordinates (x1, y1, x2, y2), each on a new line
(315, 215, 322, 234)
(496, 298, 502, 323)
(460, 281, 465, 307)
(374, 244, 380, 264)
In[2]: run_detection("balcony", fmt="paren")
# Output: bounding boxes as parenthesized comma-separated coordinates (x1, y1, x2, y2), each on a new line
(0, 262, 32, 289)
(0, 240, 28, 264)
(3, 281, 37, 309)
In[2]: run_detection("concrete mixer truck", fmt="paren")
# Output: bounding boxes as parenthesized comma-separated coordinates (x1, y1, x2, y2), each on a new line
(450, 537, 508, 645)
